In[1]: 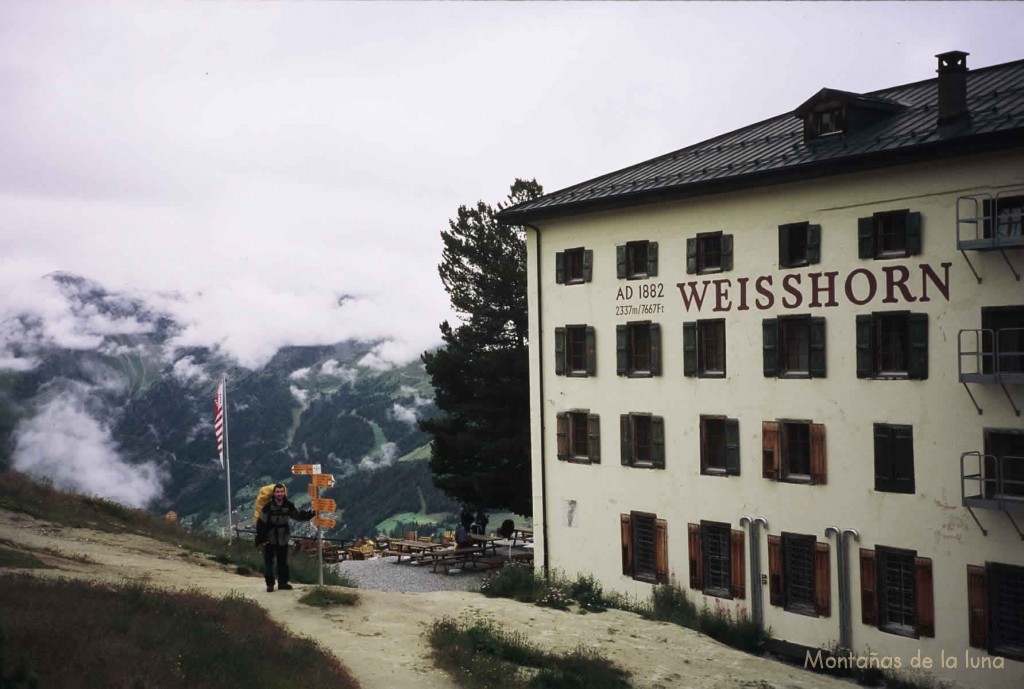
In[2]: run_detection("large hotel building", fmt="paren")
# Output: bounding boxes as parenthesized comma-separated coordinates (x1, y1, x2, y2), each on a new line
(498, 52, 1023, 688)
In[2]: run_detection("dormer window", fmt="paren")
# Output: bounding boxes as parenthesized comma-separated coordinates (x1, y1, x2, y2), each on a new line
(796, 88, 904, 143)
(813, 107, 844, 136)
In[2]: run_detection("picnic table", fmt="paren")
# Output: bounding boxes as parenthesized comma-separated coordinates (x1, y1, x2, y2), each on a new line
(381, 538, 446, 563)
(469, 533, 500, 555)
(511, 527, 533, 547)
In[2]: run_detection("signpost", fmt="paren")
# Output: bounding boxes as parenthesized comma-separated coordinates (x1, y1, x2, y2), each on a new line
(291, 464, 336, 586)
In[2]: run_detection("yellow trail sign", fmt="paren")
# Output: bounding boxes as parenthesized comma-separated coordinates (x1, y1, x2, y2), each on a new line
(291, 464, 321, 475)
(311, 474, 335, 488)
(312, 498, 336, 512)
(313, 516, 336, 528)
(307, 484, 317, 498)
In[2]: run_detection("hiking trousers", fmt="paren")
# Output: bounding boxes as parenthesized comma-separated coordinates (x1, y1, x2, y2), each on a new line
(263, 544, 290, 587)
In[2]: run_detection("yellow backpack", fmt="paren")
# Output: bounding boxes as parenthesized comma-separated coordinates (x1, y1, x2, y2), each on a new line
(253, 484, 284, 525)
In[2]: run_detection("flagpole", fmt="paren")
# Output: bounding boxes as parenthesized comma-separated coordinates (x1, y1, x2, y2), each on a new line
(223, 375, 233, 543)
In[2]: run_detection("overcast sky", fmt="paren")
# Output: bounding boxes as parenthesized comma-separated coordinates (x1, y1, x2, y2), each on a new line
(2, 1, 1022, 371)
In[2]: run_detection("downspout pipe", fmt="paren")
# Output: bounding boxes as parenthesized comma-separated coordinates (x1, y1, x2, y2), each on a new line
(825, 525, 860, 651)
(523, 222, 549, 578)
(739, 515, 769, 631)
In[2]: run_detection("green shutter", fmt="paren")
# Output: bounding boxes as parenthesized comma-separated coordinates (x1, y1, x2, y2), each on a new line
(616, 324, 627, 376)
(683, 322, 697, 377)
(856, 314, 874, 378)
(858, 216, 875, 259)
(647, 241, 659, 277)
(585, 326, 596, 376)
(588, 414, 601, 464)
(686, 237, 697, 274)
(894, 425, 915, 492)
(649, 323, 662, 376)
(582, 249, 593, 282)
(809, 317, 827, 378)
(721, 234, 734, 271)
(908, 312, 928, 380)
(616, 245, 627, 279)
(906, 212, 922, 255)
(620, 414, 631, 465)
(555, 251, 565, 284)
(652, 416, 665, 469)
(554, 327, 566, 376)
(725, 418, 740, 475)
(807, 224, 822, 264)
(762, 318, 779, 377)
(873, 424, 894, 491)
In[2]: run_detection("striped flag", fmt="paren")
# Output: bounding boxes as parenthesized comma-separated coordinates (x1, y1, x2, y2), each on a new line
(214, 379, 225, 469)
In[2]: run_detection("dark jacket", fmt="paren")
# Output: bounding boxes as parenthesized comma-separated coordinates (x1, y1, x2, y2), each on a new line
(255, 498, 313, 546)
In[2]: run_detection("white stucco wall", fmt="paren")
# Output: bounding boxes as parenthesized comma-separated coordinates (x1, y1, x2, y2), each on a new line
(527, 149, 1024, 689)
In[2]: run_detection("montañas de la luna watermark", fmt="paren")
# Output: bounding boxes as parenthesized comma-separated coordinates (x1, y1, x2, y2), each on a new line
(805, 648, 1007, 672)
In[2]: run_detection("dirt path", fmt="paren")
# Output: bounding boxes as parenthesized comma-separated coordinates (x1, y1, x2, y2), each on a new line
(0, 509, 852, 689)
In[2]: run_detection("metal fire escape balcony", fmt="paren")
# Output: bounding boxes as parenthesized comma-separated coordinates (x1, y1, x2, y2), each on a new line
(956, 191, 1023, 283)
(958, 328, 1023, 416)
(961, 451, 1024, 539)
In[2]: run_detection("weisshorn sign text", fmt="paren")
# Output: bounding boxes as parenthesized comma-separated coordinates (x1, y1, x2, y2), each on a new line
(674, 262, 952, 313)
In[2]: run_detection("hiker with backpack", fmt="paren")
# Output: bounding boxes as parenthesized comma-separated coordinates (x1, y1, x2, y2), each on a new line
(254, 483, 314, 592)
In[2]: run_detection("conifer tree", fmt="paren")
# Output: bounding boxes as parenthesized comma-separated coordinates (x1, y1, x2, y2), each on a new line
(420, 179, 542, 516)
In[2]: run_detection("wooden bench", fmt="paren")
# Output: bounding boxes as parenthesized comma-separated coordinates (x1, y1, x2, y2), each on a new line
(427, 548, 484, 574)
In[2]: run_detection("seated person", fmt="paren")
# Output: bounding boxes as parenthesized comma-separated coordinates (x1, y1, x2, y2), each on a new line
(454, 523, 473, 550)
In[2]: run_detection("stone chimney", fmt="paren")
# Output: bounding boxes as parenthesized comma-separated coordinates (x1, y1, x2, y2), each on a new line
(936, 51, 970, 126)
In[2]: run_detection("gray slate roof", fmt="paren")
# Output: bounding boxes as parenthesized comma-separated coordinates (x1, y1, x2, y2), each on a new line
(498, 57, 1024, 225)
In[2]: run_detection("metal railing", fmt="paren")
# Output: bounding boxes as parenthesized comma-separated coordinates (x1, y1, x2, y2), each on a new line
(958, 328, 1024, 379)
(957, 192, 1024, 248)
(961, 451, 1024, 508)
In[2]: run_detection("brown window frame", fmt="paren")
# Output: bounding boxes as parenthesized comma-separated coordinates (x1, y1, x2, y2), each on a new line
(554, 325, 596, 377)
(555, 247, 593, 284)
(620, 413, 665, 469)
(969, 562, 1024, 661)
(767, 534, 830, 617)
(687, 522, 745, 600)
(621, 512, 668, 584)
(555, 410, 600, 464)
(700, 415, 740, 476)
(860, 546, 934, 639)
(762, 420, 826, 484)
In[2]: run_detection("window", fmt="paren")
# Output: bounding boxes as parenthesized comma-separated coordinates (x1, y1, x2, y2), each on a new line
(555, 411, 600, 464)
(984, 428, 1024, 498)
(778, 222, 821, 268)
(762, 420, 826, 484)
(554, 325, 595, 376)
(981, 306, 1024, 375)
(767, 533, 830, 617)
(983, 196, 1024, 240)
(968, 562, 1024, 661)
(555, 247, 593, 284)
(700, 415, 739, 476)
(620, 512, 668, 584)
(858, 210, 922, 259)
(620, 413, 664, 469)
(856, 312, 928, 379)
(687, 521, 745, 600)
(686, 232, 733, 274)
(763, 316, 826, 378)
(860, 546, 934, 638)
(616, 322, 661, 377)
(874, 424, 915, 494)
(812, 106, 845, 137)
(616, 240, 658, 279)
(683, 319, 726, 377)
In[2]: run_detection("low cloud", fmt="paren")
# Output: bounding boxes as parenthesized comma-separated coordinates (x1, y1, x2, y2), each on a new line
(288, 366, 311, 380)
(358, 442, 398, 471)
(319, 359, 358, 383)
(289, 385, 309, 405)
(391, 390, 432, 427)
(12, 391, 166, 507)
(171, 355, 210, 384)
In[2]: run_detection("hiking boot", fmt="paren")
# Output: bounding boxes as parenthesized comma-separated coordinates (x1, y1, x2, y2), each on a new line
(266, 584, 275, 592)
(278, 583, 294, 591)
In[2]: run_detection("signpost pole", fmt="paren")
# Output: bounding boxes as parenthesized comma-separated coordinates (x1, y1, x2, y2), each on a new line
(316, 485, 324, 586)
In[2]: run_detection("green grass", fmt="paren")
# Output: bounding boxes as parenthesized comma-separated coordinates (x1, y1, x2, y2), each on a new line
(0, 574, 359, 689)
(298, 586, 359, 608)
(427, 614, 631, 689)
(0, 546, 49, 570)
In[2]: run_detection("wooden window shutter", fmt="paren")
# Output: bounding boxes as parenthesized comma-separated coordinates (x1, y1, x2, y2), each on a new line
(966, 564, 989, 649)
(687, 523, 703, 590)
(621, 514, 633, 576)
(554, 327, 566, 376)
(873, 424, 895, 492)
(555, 251, 566, 284)
(730, 529, 746, 599)
(858, 216, 875, 258)
(556, 413, 568, 461)
(915, 556, 935, 637)
(587, 414, 600, 464)
(683, 322, 697, 377)
(654, 518, 669, 584)
(778, 225, 790, 267)
(647, 241, 659, 277)
(809, 317, 826, 378)
(582, 249, 593, 282)
(908, 313, 929, 380)
(721, 234, 734, 271)
(809, 423, 827, 485)
(620, 415, 632, 466)
(651, 416, 666, 469)
(762, 318, 779, 377)
(585, 326, 596, 375)
(649, 323, 662, 376)
(860, 548, 877, 626)
(724, 418, 740, 475)
(855, 314, 874, 379)
(814, 541, 831, 617)
(906, 212, 923, 256)
(616, 325, 627, 376)
(686, 237, 697, 274)
(762, 421, 780, 480)
(616, 244, 627, 279)
(807, 224, 822, 264)
(767, 534, 783, 606)
(894, 425, 915, 493)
